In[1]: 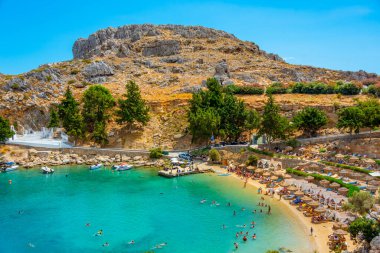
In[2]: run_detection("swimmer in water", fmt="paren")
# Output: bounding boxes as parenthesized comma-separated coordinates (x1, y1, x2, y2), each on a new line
(200, 199, 207, 204)
(234, 242, 239, 249)
(128, 240, 135, 244)
(102, 242, 109, 247)
(96, 229, 103, 236)
(252, 233, 257, 240)
(85, 223, 91, 227)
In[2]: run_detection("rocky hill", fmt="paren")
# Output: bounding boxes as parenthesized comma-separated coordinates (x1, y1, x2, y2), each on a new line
(0, 24, 378, 149)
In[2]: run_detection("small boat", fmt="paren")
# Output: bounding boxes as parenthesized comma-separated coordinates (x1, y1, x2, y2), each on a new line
(41, 166, 54, 174)
(112, 163, 133, 171)
(3, 165, 19, 172)
(89, 163, 103, 170)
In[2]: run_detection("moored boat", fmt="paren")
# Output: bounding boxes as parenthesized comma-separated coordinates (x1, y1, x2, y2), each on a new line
(89, 163, 103, 170)
(112, 163, 133, 171)
(1, 162, 19, 172)
(41, 166, 54, 174)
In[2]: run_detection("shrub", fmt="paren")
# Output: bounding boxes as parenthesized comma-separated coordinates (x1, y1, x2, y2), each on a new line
(190, 147, 210, 157)
(149, 147, 163, 159)
(367, 83, 380, 97)
(335, 81, 361, 95)
(286, 138, 301, 148)
(68, 79, 75, 84)
(45, 75, 52, 82)
(224, 84, 264, 95)
(70, 69, 80, 75)
(291, 82, 335, 94)
(209, 148, 221, 162)
(247, 147, 274, 157)
(349, 217, 380, 243)
(376, 160, 380, 166)
(246, 155, 258, 166)
(266, 82, 288, 94)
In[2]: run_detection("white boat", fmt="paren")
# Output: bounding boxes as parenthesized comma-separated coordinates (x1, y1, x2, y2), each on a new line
(41, 166, 54, 174)
(90, 163, 103, 170)
(112, 163, 133, 171)
(4, 165, 19, 172)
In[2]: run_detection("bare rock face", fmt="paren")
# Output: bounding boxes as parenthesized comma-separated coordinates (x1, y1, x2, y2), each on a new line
(72, 24, 236, 59)
(25, 67, 62, 84)
(214, 60, 231, 84)
(142, 40, 180, 57)
(4, 77, 29, 91)
(83, 61, 114, 83)
(370, 236, 380, 253)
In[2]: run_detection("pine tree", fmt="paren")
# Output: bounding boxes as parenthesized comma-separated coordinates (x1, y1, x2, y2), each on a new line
(47, 108, 60, 128)
(0, 116, 14, 142)
(116, 81, 150, 129)
(58, 87, 84, 139)
(258, 95, 290, 145)
(293, 107, 327, 137)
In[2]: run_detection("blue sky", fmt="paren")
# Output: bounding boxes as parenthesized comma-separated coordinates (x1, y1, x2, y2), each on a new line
(0, 0, 379, 74)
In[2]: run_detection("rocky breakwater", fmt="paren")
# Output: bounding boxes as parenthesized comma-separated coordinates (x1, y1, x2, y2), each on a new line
(17, 149, 166, 168)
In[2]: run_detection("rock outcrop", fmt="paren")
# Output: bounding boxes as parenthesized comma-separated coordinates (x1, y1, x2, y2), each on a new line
(142, 40, 180, 57)
(83, 61, 114, 83)
(370, 236, 380, 253)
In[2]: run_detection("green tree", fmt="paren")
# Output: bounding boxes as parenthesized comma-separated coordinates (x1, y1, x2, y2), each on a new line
(258, 95, 290, 145)
(149, 147, 163, 159)
(91, 121, 108, 145)
(348, 217, 380, 243)
(116, 81, 150, 130)
(293, 107, 328, 137)
(246, 155, 258, 166)
(0, 116, 14, 142)
(343, 191, 374, 215)
(357, 99, 380, 132)
(209, 148, 221, 162)
(336, 106, 365, 134)
(82, 85, 115, 132)
(58, 87, 84, 139)
(47, 108, 60, 128)
(189, 108, 220, 142)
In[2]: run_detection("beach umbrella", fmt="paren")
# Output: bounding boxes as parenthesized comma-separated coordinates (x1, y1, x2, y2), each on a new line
(351, 173, 362, 180)
(239, 163, 246, 168)
(306, 176, 314, 182)
(365, 159, 376, 165)
(308, 201, 319, 207)
(301, 196, 312, 202)
(339, 170, 349, 176)
(334, 229, 347, 236)
(284, 174, 292, 179)
(294, 190, 304, 196)
(338, 187, 349, 196)
(287, 186, 298, 192)
(330, 182, 340, 189)
(320, 180, 330, 187)
(324, 167, 334, 172)
(247, 166, 255, 171)
(263, 172, 270, 177)
(349, 156, 359, 162)
(314, 207, 326, 213)
(274, 171, 283, 176)
(270, 176, 278, 181)
(367, 185, 378, 192)
(368, 180, 380, 186)
(335, 154, 345, 159)
(255, 169, 263, 174)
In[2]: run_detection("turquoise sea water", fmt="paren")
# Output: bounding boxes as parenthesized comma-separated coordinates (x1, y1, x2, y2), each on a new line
(0, 166, 314, 253)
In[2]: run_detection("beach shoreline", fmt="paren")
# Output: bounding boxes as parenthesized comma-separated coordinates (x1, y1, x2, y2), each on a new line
(199, 163, 347, 253)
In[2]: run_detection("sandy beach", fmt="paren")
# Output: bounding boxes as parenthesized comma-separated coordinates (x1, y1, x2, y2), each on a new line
(198, 163, 354, 253)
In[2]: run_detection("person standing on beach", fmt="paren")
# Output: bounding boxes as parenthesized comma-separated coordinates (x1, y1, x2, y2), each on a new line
(310, 227, 313, 236)
(268, 205, 271, 215)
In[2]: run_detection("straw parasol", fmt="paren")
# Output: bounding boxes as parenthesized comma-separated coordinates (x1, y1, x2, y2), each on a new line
(263, 172, 270, 177)
(367, 185, 378, 192)
(351, 173, 362, 180)
(334, 229, 347, 236)
(255, 169, 263, 174)
(335, 154, 345, 159)
(274, 171, 283, 177)
(368, 180, 380, 186)
(365, 159, 376, 165)
(314, 207, 326, 213)
(246, 166, 255, 171)
(306, 176, 314, 182)
(349, 156, 359, 162)
(301, 196, 312, 202)
(239, 163, 246, 168)
(330, 182, 340, 189)
(338, 187, 349, 196)
(339, 170, 349, 176)
(320, 179, 330, 187)
(287, 186, 298, 192)
(308, 201, 319, 207)
(284, 174, 292, 179)
(324, 167, 333, 172)
(270, 176, 278, 181)
(294, 190, 304, 196)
